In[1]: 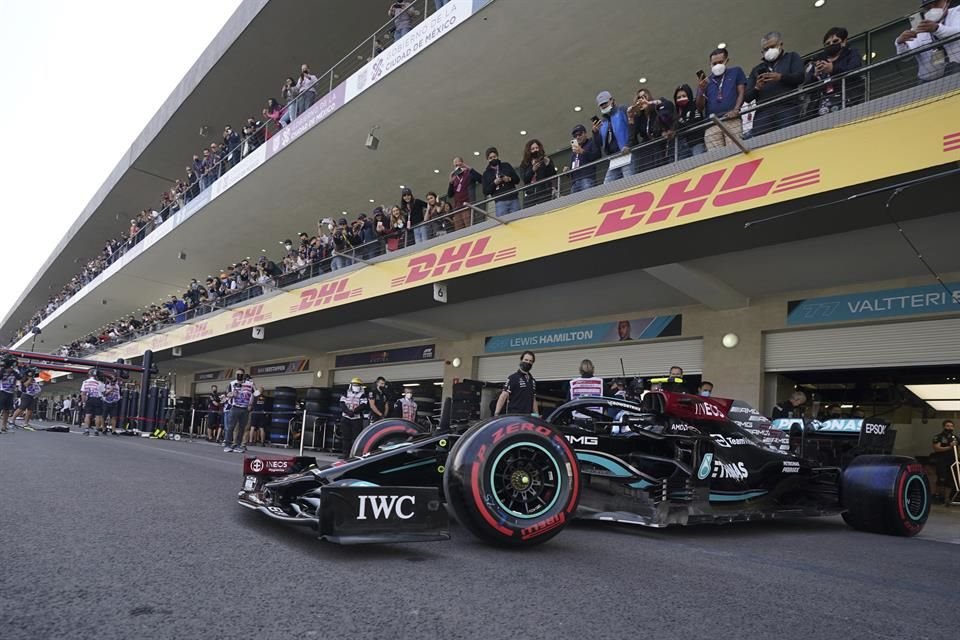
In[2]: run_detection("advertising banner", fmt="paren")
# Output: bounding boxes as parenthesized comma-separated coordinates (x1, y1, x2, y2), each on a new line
(787, 282, 960, 326)
(335, 345, 435, 368)
(93, 97, 960, 362)
(483, 317, 680, 353)
(249, 359, 310, 377)
(194, 370, 225, 382)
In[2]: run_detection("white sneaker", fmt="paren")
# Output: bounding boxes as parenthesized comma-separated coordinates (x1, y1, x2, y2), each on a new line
(223, 446, 233, 452)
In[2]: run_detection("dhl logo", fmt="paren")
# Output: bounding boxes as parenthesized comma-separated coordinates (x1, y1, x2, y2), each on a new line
(147, 336, 169, 350)
(185, 322, 211, 341)
(391, 236, 517, 288)
(568, 158, 821, 243)
(945, 132, 960, 153)
(289, 277, 363, 313)
(228, 304, 272, 329)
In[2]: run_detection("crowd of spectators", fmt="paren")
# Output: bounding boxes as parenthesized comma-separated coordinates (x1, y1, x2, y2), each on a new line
(17, 6, 957, 352)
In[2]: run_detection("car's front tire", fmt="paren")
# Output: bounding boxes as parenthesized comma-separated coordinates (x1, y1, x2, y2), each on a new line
(349, 418, 425, 458)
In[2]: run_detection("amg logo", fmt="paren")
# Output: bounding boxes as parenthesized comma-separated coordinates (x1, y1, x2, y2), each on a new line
(356, 495, 416, 520)
(712, 460, 749, 480)
(565, 435, 599, 446)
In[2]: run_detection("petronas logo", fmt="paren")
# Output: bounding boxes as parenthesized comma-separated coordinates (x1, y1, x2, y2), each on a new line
(698, 453, 713, 480)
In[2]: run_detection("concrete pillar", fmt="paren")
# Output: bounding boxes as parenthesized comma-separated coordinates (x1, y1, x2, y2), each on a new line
(684, 301, 780, 409)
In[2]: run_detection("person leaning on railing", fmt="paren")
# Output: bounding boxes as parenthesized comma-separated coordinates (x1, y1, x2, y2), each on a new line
(896, 0, 960, 81)
(745, 31, 805, 137)
(804, 27, 864, 116)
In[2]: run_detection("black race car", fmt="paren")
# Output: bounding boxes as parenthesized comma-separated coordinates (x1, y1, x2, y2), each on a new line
(238, 391, 930, 546)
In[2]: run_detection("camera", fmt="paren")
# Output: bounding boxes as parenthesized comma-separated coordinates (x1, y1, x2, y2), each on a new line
(454, 167, 464, 176)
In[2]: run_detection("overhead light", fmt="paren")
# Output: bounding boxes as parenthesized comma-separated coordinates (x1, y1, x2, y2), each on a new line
(451, 357, 462, 368)
(402, 383, 420, 387)
(342, 210, 348, 215)
(814, 0, 825, 6)
(433, 382, 444, 386)
(473, 151, 480, 156)
(871, 52, 877, 59)
(369, 199, 375, 203)
(929, 400, 960, 411)
(260, 248, 266, 253)
(573, 106, 582, 112)
(906, 384, 960, 400)
(399, 185, 405, 189)
(717, 42, 727, 49)
(722, 333, 739, 349)
(520, 130, 527, 135)
(840, 404, 854, 409)
(433, 169, 440, 173)
(639, 77, 647, 84)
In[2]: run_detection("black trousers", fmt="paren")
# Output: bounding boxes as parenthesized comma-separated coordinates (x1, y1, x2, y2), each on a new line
(340, 417, 364, 457)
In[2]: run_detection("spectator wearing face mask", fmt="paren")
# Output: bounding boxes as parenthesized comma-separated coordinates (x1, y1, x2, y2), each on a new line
(567, 124, 602, 193)
(698, 381, 714, 398)
(673, 84, 707, 158)
(806, 27, 864, 117)
(745, 32, 805, 137)
(447, 157, 482, 230)
(340, 377, 369, 458)
(400, 188, 428, 245)
(481, 147, 521, 217)
(896, 0, 960, 81)
(519, 139, 558, 208)
(697, 48, 748, 149)
(626, 88, 675, 173)
(595, 90, 634, 183)
(331, 217, 357, 270)
(494, 351, 538, 416)
(222, 125, 241, 170)
(296, 64, 319, 112)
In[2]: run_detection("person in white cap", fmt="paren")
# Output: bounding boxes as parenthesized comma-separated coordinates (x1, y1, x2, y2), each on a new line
(595, 90, 634, 184)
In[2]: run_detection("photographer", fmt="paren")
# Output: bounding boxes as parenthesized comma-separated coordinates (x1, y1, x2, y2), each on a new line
(805, 27, 863, 116)
(280, 77, 300, 127)
(932, 420, 957, 503)
(388, 1, 420, 40)
(425, 192, 453, 237)
(331, 217, 357, 271)
(386, 206, 408, 252)
(481, 147, 521, 217)
(222, 125, 241, 170)
(447, 157, 482, 230)
(567, 124, 602, 193)
(519, 139, 558, 208)
(626, 88, 675, 174)
(295, 64, 319, 113)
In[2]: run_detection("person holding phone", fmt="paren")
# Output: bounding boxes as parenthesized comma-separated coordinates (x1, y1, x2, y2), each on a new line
(446, 157, 482, 230)
(697, 47, 748, 149)
(567, 123, 602, 193)
(745, 31, 805, 137)
(896, 0, 960, 81)
(805, 27, 863, 115)
(481, 147, 521, 217)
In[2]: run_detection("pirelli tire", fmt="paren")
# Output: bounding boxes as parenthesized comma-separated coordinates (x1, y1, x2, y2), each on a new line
(443, 415, 580, 547)
(349, 419, 426, 458)
(841, 455, 930, 537)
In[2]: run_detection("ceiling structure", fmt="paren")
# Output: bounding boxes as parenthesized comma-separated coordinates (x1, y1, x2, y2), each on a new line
(5, 0, 913, 342)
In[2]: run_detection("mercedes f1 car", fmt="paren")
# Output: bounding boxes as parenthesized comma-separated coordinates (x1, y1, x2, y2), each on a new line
(237, 391, 930, 546)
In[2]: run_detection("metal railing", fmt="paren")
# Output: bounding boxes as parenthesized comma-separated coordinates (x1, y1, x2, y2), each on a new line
(23, 23, 960, 353)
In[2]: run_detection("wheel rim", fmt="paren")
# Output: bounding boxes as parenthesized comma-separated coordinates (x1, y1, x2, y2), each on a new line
(489, 442, 561, 519)
(904, 475, 927, 521)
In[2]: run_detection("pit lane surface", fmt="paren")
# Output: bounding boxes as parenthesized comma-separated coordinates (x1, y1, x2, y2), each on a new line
(2, 428, 958, 640)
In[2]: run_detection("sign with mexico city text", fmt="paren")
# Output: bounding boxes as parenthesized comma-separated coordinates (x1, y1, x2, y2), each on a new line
(92, 97, 960, 363)
(787, 282, 960, 326)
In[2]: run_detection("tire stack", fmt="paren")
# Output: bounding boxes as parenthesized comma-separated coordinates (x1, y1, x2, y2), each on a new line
(322, 390, 343, 451)
(412, 393, 436, 425)
(302, 387, 330, 449)
(269, 386, 298, 445)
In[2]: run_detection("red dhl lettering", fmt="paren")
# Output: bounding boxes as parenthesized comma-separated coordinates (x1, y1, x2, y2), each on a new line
(570, 159, 820, 243)
(229, 305, 272, 329)
(185, 323, 210, 340)
(392, 237, 511, 288)
(290, 278, 362, 313)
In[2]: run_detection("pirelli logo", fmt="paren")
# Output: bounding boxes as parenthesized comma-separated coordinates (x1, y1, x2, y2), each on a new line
(944, 132, 960, 153)
(391, 236, 517, 288)
(568, 158, 821, 243)
(289, 278, 362, 314)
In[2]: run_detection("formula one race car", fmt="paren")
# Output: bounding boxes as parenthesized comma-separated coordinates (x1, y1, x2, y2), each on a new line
(238, 391, 930, 547)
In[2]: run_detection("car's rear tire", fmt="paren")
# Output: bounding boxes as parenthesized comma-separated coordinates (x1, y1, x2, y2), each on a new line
(841, 455, 930, 536)
(349, 419, 425, 457)
(443, 415, 580, 547)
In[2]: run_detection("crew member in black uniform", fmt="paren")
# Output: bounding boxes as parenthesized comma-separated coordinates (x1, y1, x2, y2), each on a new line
(494, 351, 539, 416)
(932, 419, 957, 503)
(0, 356, 22, 433)
(368, 376, 391, 422)
(771, 390, 808, 419)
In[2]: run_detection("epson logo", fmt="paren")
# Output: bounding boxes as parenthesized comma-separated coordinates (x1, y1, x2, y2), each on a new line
(565, 435, 599, 446)
(357, 495, 416, 520)
(864, 423, 887, 436)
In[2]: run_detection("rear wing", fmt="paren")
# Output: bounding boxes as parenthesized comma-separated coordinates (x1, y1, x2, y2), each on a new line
(769, 418, 896, 463)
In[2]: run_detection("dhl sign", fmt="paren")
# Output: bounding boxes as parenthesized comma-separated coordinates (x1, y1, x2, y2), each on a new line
(185, 322, 211, 341)
(289, 277, 362, 314)
(80, 94, 960, 358)
(390, 236, 517, 288)
(568, 158, 820, 243)
(228, 304, 272, 329)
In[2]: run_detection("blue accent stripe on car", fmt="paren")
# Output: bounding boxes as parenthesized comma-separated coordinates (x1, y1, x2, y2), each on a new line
(577, 452, 633, 477)
(628, 480, 654, 488)
(709, 490, 768, 502)
(379, 459, 437, 475)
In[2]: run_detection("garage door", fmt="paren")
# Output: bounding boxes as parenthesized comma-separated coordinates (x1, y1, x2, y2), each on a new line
(333, 360, 444, 385)
(476, 339, 703, 382)
(764, 317, 960, 372)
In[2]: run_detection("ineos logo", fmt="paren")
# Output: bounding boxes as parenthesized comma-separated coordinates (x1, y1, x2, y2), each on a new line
(249, 459, 264, 473)
(357, 495, 416, 520)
